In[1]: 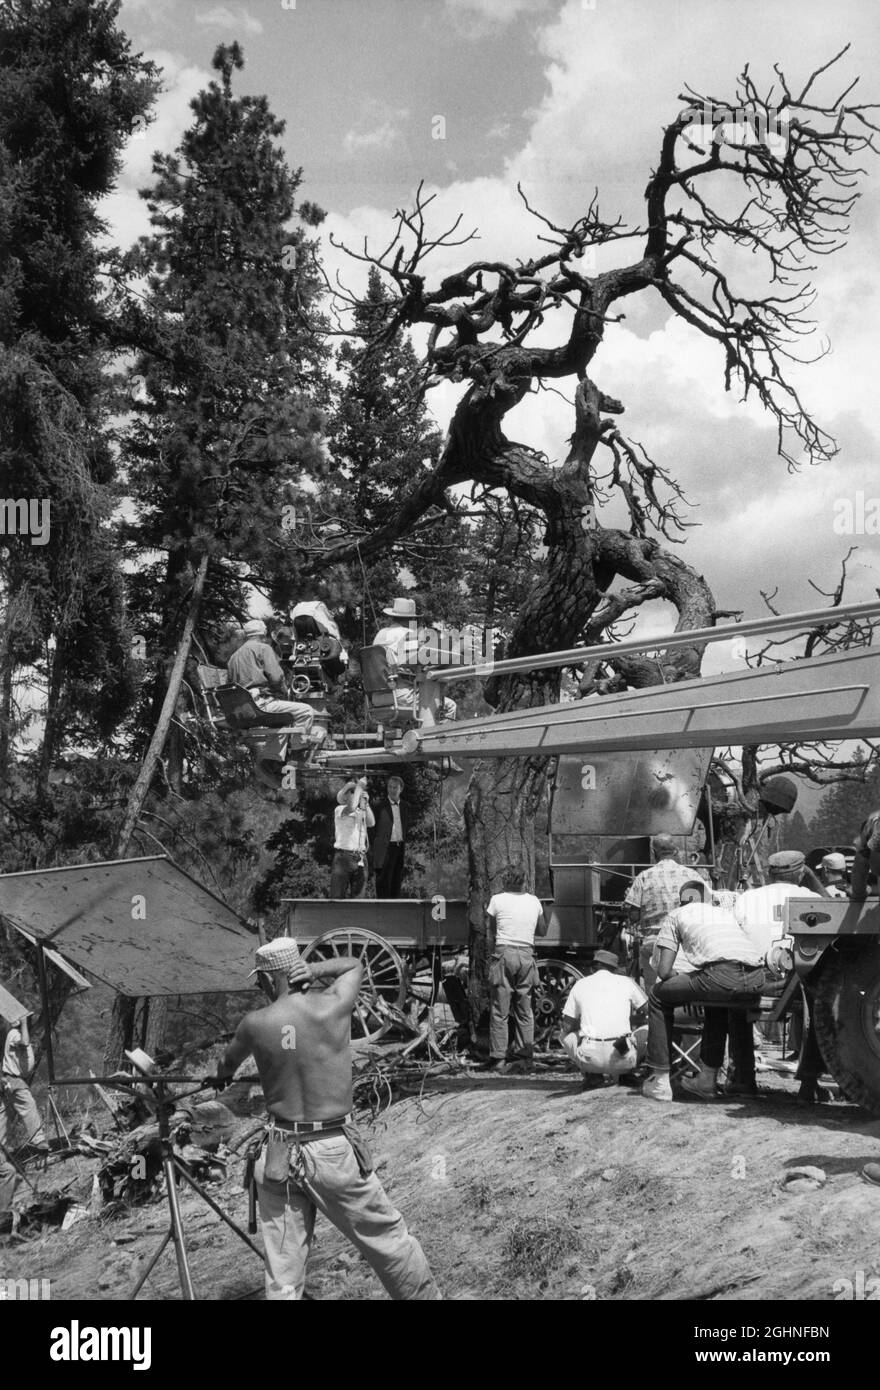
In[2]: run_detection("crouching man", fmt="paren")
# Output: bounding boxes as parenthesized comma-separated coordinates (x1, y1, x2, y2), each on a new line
(214, 938, 441, 1300)
(641, 880, 772, 1102)
(560, 950, 648, 1090)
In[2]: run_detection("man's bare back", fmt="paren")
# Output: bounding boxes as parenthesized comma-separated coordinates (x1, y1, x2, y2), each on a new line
(220, 956, 363, 1121)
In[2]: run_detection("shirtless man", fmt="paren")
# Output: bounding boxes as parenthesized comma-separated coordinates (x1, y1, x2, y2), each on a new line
(214, 938, 440, 1301)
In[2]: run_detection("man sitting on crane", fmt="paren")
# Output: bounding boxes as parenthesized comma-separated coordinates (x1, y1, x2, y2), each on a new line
(641, 879, 771, 1102)
(227, 618, 321, 749)
(372, 597, 457, 722)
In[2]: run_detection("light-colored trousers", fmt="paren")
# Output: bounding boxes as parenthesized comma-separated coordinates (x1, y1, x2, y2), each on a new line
(563, 1026, 648, 1077)
(0, 1078, 46, 1210)
(252, 694, 314, 762)
(255, 1133, 441, 1301)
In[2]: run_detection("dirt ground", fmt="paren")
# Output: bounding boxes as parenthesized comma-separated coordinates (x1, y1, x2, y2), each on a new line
(6, 1049, 880, 1302)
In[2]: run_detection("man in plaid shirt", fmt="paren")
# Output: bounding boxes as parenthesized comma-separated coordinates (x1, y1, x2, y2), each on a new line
(625, 836, 707, 988)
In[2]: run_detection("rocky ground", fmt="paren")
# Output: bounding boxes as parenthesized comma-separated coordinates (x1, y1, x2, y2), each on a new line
(5, 1049, 880, 1302)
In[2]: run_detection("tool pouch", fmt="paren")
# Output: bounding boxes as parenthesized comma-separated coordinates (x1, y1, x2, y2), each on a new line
(263, 1129, 294, 1182)
(343, 1123, 374, 1178)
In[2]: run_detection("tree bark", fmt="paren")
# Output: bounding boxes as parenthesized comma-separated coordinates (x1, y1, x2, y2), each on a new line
(104, 552, 208, 1070)
(116, 552, 208, 857)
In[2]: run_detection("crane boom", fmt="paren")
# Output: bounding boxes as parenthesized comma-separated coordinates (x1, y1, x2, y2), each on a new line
(318, 643, 880, 767)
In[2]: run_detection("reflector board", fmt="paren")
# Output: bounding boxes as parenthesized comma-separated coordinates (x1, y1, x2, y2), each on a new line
(0, 856, 257, 997)
(551, 749, 713, 838)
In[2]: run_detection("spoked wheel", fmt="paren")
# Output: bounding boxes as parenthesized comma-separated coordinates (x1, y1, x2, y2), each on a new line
(302, 928, 407, 1043)
(534, 959, 584, 1050)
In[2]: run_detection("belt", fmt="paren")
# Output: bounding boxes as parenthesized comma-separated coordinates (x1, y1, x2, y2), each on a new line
(581, 1035, 628, 1043)
(701, 960, 763, 969)
(268, 1112, 352, 1135)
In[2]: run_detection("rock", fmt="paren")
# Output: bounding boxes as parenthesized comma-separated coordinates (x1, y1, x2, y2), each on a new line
(600, 1168, 617, 1182)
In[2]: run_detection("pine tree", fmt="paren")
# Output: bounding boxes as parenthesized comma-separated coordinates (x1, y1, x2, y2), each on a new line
(0, 0, 157, 788)
(122, 42, 330, 794)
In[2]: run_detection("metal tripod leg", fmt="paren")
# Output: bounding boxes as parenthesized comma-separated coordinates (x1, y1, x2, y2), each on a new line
(171, 1156, 263, 1258)
(129, 1150, 195, 1300)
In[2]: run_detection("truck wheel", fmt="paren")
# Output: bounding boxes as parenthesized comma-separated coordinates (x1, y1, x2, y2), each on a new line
(812, 940, 880, 1114)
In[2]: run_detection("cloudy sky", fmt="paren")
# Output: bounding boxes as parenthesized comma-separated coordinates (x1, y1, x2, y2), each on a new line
(109, 0, 880, 679)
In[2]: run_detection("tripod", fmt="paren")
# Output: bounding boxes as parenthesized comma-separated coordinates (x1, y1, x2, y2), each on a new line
(126, 1072, 263, 1301)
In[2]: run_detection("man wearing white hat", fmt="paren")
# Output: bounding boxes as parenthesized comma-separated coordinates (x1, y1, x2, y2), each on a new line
(214, 938, 440, 1301)
(372, 598, 456, 721)
(227, 618, 319, 758)
(819, 852, 849, 899)
(330, 778, 375, 899)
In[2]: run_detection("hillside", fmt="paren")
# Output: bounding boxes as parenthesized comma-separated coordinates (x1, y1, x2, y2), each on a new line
(7, 1065, 880, 1302)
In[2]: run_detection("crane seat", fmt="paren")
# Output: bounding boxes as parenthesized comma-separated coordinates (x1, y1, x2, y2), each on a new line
(358, 644, 417, 727)
(196, 663, 229, 690)
(214, 684, 297, 731)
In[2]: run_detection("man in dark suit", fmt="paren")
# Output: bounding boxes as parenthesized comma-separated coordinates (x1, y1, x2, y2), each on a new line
(371, 776, 410, 899)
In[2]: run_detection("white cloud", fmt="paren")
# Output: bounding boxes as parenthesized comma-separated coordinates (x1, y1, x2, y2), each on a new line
(100, 51, 211, 251)
(195, 6, 264, 35)
(445, 0, 551, 38)
(343, 103, 410, 155)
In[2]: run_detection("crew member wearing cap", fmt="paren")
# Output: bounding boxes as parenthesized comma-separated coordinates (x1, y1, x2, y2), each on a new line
(227, 619, 320, 760)
(331, 778, 375, 899)
(560, 951, 648, 1090)
(734, 851, 821, 962)
(818, 852, 849, 898)
(642, 879, 771, 1102)
(372, 598, 457, 722)
(214, 938, 440, 1301)
(624, 836, 708, 991)
(851, 808, 880, 901)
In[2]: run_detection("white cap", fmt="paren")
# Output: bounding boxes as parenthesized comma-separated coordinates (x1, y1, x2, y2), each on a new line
(821, 852, 846, 873)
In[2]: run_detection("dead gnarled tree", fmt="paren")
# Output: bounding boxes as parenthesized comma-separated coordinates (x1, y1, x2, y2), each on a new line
(304, 48, 878, 1034)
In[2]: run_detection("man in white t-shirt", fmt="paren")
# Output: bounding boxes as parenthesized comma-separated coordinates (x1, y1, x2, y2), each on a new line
(561, 951, 647, 1089)
(734, 851, 821, 964)
(330, 779, 375, 899)
(641, 880, 771, 1102)
(485, 866, 548, 1071)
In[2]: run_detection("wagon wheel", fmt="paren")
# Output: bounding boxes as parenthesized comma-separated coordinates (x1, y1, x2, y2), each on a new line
(301, 929, 408, 1043)
(534, 959, 584, 1050)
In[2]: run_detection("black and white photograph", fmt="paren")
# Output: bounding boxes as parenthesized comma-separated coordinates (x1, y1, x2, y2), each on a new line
(1, 0, 879, 1341)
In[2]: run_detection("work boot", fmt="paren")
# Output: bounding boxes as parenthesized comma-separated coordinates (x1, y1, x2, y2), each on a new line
(680, 1062, 720, 1099)
(861, 1162, 880, 1187)
(641, 1070, 673, 1102)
